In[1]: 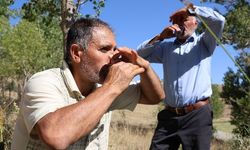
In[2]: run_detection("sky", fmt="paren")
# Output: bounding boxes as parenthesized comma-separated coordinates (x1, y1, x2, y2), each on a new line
(10, 0, 239, 84)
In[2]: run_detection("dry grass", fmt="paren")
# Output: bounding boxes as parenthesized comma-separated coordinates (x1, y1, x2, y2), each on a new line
(109, 104, 158, 150)
(0, 108, 3, 127)
(109, 103, 235, 150)
(109, 123, 154, 150)
(0, 108, 4, 142)
(211, 138, 231, 150)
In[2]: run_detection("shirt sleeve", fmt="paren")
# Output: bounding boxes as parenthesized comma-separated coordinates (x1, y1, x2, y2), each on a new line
(195, 6, 225, 54)
(21, 71, 67, 134)
(137, 39, 164, 63)
(108, 82, 141, 111)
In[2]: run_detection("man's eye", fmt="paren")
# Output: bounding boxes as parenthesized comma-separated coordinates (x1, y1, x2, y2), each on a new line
(99, 48, 110, 53)
(100, 49, 108, 53)
(99, 46, 116, 53)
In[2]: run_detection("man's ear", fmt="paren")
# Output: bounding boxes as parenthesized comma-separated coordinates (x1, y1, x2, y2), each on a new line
(70, 44, 82, 63)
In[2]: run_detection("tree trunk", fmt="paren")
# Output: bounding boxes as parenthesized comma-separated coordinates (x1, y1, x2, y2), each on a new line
(17, 78, 26, 104)
(60, 0, 75, 54)
(1, 77, 5, 99)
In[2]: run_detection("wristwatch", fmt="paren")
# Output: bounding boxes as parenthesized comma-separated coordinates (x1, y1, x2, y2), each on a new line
(188, 7, 196, 16)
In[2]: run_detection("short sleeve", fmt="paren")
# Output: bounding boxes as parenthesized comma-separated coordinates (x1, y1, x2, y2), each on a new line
(21, 70, 69, 134)
(109, 82, 140, 111)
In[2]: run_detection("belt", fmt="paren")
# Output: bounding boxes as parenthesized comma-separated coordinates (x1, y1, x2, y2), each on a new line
(165, 98, 210, 115)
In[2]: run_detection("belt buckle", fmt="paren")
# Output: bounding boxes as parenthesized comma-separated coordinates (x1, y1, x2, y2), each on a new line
(175, 108, 182, 115)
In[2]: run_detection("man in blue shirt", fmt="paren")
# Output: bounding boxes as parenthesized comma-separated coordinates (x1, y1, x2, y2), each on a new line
(137, 4, 225, 150)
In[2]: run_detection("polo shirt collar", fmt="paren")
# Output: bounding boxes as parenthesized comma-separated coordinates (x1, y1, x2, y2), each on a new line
(61, 61, 84, 101)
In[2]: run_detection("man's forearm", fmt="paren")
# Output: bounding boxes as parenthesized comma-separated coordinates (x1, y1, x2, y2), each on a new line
(195, 6, 225, 52)
(195, 6, 225, 37)
(137, 43, 156, 60)
(36, 84, 120, 149)
(139, 65, 165, 104)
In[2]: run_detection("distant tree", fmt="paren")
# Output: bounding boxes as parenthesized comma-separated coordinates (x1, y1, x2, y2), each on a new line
(21, 0, 106, 52)
(221, 68, 244, 102)
(222, 52, 250, 137)
(230, 92, 250, 137)
(211, 84, 224, 118)
(0, 16, 11, 80)
(0, 3, 15, 139)
(0, 20, 59, 149)
(200, 0, 250, 140)
(0, 0, 17, 42)
(201, 0, 250, 49)
(0, 0, 15, 18)
(0, 0, 13, 43)
(1, 20, 51, 84)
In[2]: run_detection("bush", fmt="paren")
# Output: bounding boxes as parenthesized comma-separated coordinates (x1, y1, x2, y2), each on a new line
(231, 92, 250, 137)
(211, 84, 224, 118)
(229, 134, 250, 150)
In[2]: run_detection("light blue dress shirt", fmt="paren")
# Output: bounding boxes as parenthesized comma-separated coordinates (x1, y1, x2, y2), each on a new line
(137, 6, 225, 107)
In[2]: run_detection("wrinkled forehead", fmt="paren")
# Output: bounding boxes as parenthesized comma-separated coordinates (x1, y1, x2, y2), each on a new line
(90, 27, 116, 47)
(92, 26, 115, 40)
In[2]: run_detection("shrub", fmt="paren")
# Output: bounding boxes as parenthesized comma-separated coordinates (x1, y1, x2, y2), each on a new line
(211, 84, 224, 118)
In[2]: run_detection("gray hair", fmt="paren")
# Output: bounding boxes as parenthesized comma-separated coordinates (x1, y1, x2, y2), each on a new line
(65, 18, 113, 65)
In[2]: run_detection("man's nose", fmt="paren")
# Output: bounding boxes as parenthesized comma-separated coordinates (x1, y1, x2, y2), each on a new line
(108, 50, 119, 59)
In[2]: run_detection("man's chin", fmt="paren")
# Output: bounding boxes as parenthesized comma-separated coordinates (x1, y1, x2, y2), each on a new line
(177, 34, 189, 41)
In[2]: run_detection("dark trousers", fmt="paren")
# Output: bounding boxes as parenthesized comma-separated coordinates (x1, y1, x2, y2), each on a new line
(150, 104, 213, 150)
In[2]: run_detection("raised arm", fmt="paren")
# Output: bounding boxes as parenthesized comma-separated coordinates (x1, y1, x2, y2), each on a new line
(138, 59, 165, 104)
(194, 5, 225, 53)
(116, 47, 165, 104)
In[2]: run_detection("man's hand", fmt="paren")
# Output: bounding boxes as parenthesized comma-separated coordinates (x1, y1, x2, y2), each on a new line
(158, 24, 183, 40)
(102, 47, 146, 93)
(115, 47, 149, 69)
(107, 47, 165, 105)
(170, 3, 195, 24)
(147, 24, 182, 45)
(110, 47, 137, 64)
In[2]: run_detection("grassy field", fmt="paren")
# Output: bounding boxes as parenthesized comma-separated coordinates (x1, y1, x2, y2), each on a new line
(109, 103, 235, 150)
(213, 119, 235, 133)
(109, 104, 158, 150)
